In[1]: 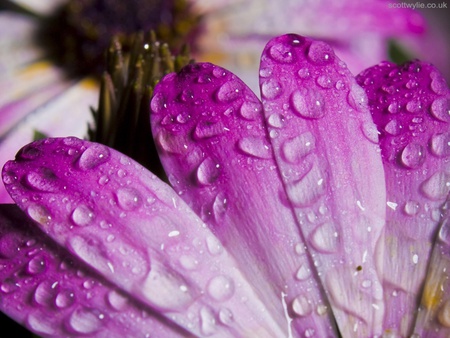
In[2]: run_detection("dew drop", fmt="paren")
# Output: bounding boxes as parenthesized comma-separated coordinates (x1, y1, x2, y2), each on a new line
(78, 144, 110, 170)
(307, 41, 333, 65)
(269, 42, 294, 63)
(237, 137, 272, 159)
(207, 275, 235, 302)
(384, 120, 401, 135)
(107, 290, 128, 311)
(421, 171, 450, 200)
(67, 307, 102, 334)
(430, 97, 450, 122)
(212, 67, 226, 78)
(292, 295, 312, 317)
(291, 90, 326, 119)
(27, 255, 47, 275)
(27, 204, 52, 225)
(240, 101, 262, 120)
(387, 102, 401, 114)
(116, 187, 142, 211)
(26, 313, 56, 336)
(267, 113, 284, 128)
(281, 132, 316, 163)
(261, 79, 282, 99)
(438, 300, 450, 327)
(361, 122, 379, 143)
(71, 205, 95, 226)
(286, 166, 326, 207)
(206, 236, 223, 255)
(430, 72, 448, 95)
(438, 221, 450, 245)
(34, 281, 57, 306)
(194, 121, 226, 139)
(179, 255, 199, 270)
(309, 223, 338, 253)
(216, 80, 243, 103)
(295, 264, 311, 281)
(297, 68, 310, 79)
(197, 158, 221, 186)
(259, 67, 272, 78)
(156, 130, 188, 154)
(25, 168, 59, 192)
(219, 308, 234, 325)
(406, 100, 423, 113)
(404, 201, 420, 216)
(200, 306, 217, 336)
(400, 143, 425, 169)
(17, 144, 41, 160)
(55, 289, 75, 308)
(347, 84, 368, 110)
(316, 75, 333, 89)
(150, 92, 167, 113)
(430, 132, 450, 157)
(0, 278, 19, 294)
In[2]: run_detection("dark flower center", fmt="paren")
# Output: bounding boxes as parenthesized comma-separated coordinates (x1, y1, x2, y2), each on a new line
(36, 0, 201, 77)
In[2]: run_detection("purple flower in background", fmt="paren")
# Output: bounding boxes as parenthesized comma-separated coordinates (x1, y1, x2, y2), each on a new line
(1, 33, 449, 337)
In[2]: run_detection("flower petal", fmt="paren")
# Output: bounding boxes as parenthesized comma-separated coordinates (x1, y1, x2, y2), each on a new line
(357, 60, 450, 336)
(2, 137, 286, 337)
(0, 204, 189, 337)
(151, 62, 338, 336)
(413, 200, 450, 337)
(259, 34, 386, 337)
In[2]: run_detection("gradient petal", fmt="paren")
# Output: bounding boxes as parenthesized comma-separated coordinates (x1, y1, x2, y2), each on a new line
(259, 34, 386, 337)
(357, 60, 450, 336)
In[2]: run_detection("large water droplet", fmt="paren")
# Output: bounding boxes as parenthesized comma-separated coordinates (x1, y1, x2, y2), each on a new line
(421, 172, 450, 200)
(71, 205, 95, 226)
(400, 143, 425, 169)
(384, 120, 401, 135)
(430, 132, 450, 157)
(197, 158, 221, 186)
(25, 168, 59, 192)
(404, 201, 420, 216)
(430, 72, 448, 95)
(207, 275, 235, 302)
(200, 306, 217, 336)
(116, 187, 142, 211)
(237, 137, 272, 159)
(286, 165, 326, 207)
(1, 278, 19, 294)
(387, 102, 401, 114)
(107, 290, 128, 311)
(17, 144, 41, 160)
(295, 264, 311, 281)
(347, 84, 368, 110)
(150, 92, 167, 114)
(34, 280, 57, 306)
(216, 80, 243, 103)
(292, 295, 312, 317)
(316, 75, 333, 89)
(206, 236, 223, 256)
(78, 144, 110, 170)
(406, 100, 423, 113)
(55, 289, 75, 308)
(269, 42, 294, 63)
(267, 113, 284, 128)
(240, 101, 262, 120)
(156, 130, 188, 154)
(309, 223, 338, 253)
(27, 204, 52, 225)
(281, 132, 316, 163)
(194, 121, 226, 139)
(261, 79, 282, 99)
(291, 90, 326, 119)
(361, 122, 379, 143)
(26, 313, 56, 336)
(307, 41, 333, 65)
(68, 236, 112, 276)
(430, 97, 450, 122)
(67, 307, 103, 334)
(27, 255, 47, 275)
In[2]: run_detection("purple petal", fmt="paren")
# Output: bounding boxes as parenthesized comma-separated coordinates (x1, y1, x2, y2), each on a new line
(357, 60, 450, 336)
(2, 137, 286, 337)
(151, 62, 338, 337)
(413, 200, 450, 337)
(259, 34, 386, 337)
(0, 204, 188, 337)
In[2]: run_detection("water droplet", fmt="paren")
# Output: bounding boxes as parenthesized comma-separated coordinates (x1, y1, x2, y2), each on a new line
(207, 275, 235, 302)
(107, 290, 128, 311)
(27, 255, 47, 275)
(34, 281, 57, 306)
(67, 307, 102, 334)
(212, 67, 226, 78)
(387, 102, 400, 114)
(216, 80, 243, 102)
(71, 205, 95, 226)
(237, 137, 272, 159)
(179, 255, 199, 270)
(347, 84, 368, 110)
(292, 295, 312, 316)
(295, 264, 311, 281)
(116, 187, 142, 211)
(421, 171, 450, 200)
(281, 132, 316, 163)
(291, 90, 326, 119)
(219, 308, 234, 325)
(286, 165, 326, 207)
(261, 79, 282, 99)
(156, 130, 188, 154)
(307, 41, 333, 65)
(27, 204, 52, 225)
(78, 144, 110, 170)
(384, 120, 401, 135)
(309, 223, 338, 253)
(259, 67, 272, 78)
(206, 236, 223, 255)
(69, 236, 113, 277)
(297, 68, 310, 79)
(406, 100, 423, 113)
(438, 300, 450, 327)
(17, 144, 41, 160)
(404, 201, 420, 216)
(25, 168, 59, 192)
(55, 289, 75, 308)
(361, 122, 379, 143)
(26, 313, 56, 336)
(267, 113, 284, 128)
(240, 101, 262, 120)
(197, 158, 221, 186)
(316, 75, 333, 89)
(430, 72, 448, 95)
(430, 97, 450, 122)
(305, 328, 316, 337)
(150, 92, 167, 113)
(194, 121, 226, 139)
(430, 132, 450, 157)
(269, 42, 294, 63)
(200, 306, 217, 336)
(400, 143, 425, 169)
(1, 278, 19, 294)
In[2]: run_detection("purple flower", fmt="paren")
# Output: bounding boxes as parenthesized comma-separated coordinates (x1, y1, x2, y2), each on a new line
(1, 33, 449, 337)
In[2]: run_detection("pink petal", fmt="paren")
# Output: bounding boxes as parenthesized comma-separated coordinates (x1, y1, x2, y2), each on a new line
(259, 34, 386, 337)
(151, 62, 338, 337)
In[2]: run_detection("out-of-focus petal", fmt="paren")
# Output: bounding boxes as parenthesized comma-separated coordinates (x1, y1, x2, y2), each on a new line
(151, 62, 338, 337)
(357, 60, 450, 336)
(259, 34, 386, 337)
(0, 204, 190, 338)
(2, 137, 287, 337)
(9, 0, 67, 16)
(0, 79, 98, 203)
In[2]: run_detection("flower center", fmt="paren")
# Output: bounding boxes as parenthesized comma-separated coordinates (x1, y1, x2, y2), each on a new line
(36, 0, 200, 77)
